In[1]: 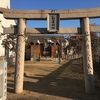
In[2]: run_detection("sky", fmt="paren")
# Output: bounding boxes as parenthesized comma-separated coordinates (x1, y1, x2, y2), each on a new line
(10, 0, 100, 28)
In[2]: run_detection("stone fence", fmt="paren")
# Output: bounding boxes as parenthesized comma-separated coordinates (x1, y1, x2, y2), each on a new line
(0, 61, 7, 100)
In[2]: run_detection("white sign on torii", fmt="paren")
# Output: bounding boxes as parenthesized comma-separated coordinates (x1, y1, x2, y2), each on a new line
(47, 13, 60, 32)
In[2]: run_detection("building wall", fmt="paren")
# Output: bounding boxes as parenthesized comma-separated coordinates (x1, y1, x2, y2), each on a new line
(51, 45, 58, 58)
(31, 44, 40, 58)
(0, 0, 16, 56)
(30, 44, 58, 59)
(0, 0, 10, 8)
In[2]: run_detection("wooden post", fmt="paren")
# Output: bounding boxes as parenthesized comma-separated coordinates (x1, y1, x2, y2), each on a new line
(34, 40, 36, 63)
(14, 19, 26, 93)
(58, 42, 61, 64)
(80, 18, 95, 94)
(5, 47, 9, 58)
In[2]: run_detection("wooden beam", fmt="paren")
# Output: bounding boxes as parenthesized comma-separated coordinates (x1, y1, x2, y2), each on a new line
(90, 25, 100, 33)
(0, 7, 100, 19)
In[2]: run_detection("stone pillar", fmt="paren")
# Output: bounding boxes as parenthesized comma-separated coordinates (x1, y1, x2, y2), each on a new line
(14, 19, 26, 93)
(0, 61, 7, 100)
(34, 40, 36, 64)
(80, 18, 95, 94)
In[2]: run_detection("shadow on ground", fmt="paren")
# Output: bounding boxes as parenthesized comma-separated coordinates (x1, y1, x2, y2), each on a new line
(7, 60, 100, 100)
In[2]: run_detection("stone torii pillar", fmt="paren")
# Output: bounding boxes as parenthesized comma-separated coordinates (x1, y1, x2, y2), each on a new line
(80, 18, 95, 94)
(14, 19, 26, 93)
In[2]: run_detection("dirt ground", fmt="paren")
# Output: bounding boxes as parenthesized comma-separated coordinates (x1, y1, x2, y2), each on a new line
(7, 59, 100, 100)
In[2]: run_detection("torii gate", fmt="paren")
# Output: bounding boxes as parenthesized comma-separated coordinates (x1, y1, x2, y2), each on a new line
(1, 7, 100, 94)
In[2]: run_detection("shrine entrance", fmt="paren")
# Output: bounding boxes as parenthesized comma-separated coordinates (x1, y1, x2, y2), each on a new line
(1, 7, 100, 94)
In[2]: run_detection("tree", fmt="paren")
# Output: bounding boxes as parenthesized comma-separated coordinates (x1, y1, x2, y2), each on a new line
(1, 34, 17, 54)
(91, 32, 100, 63)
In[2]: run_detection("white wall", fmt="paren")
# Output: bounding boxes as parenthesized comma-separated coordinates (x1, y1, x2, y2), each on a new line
(0, 0, 10, 8)
(0, 0, 16, 56)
